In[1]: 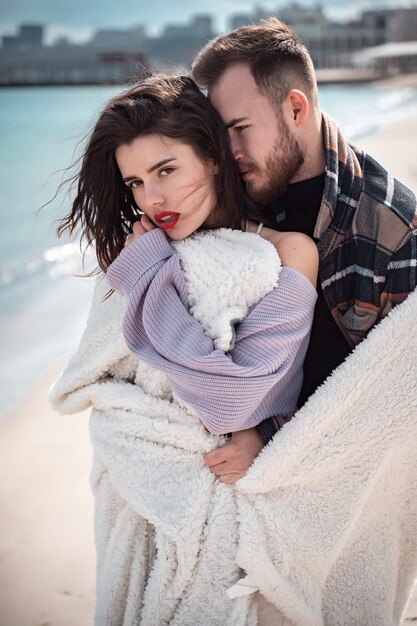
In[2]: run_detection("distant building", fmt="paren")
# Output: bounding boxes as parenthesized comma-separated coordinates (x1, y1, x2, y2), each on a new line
(353, 41, 417, 74)
(230, 7, 271, 30)
(149, 15, 215, 68)
(0, 22, 150, 85)
(227, 5, 417, 71)
(365, 7, 417, 43)
(2, 23, 44, 50)
(352, 8, 417, 74)
(89, 26, 149, 52)
(20, 24, 44, 46)
(0, 42, 148, 86)
(230, 5, 369, 69)
(1, 6, 416, 86)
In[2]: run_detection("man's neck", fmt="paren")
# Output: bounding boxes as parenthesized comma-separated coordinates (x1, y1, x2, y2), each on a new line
(291, 112, 326, 183)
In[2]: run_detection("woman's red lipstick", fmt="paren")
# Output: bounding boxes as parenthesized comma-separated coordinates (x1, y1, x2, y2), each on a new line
(154, 211, 180, 230)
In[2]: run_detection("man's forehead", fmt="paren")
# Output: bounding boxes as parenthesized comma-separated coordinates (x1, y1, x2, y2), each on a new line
(210, 65, 257, 95)
(209, 91, 251, 122)
(209, 66, 259, 123)
(209, 89, 269, 129)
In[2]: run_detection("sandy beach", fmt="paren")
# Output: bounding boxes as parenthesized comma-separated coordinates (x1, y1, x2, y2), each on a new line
(1, 76, 416, 626)
(0, 362, 96, 626)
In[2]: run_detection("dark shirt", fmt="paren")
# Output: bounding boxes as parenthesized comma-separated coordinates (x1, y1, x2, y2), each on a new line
(269, 174, 352, 407)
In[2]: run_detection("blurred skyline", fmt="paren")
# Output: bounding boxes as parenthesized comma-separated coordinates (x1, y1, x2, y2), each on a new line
(1, 0, 416, 44)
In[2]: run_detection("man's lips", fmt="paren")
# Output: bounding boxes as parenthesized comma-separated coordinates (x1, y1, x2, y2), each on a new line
(154, 211, 180, 230)
(240, 169, 253, 181)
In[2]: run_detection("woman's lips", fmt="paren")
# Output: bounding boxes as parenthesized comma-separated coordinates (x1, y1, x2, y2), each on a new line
(154, 211, 180, 230)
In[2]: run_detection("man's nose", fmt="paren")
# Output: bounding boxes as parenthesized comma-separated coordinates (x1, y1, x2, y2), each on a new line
(230, 136, 244, 161)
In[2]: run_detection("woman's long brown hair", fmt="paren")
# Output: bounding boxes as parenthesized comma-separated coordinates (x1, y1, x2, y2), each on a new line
(57, 74, 256, 271)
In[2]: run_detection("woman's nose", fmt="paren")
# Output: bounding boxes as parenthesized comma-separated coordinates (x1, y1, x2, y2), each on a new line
(143, 185, 165, 210)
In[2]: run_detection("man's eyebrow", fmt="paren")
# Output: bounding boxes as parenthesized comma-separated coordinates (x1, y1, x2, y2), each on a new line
(226, 117, 248, 129)
(122, 157, 176, 182)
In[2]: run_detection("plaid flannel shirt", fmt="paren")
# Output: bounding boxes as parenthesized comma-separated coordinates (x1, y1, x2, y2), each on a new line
(316, 113, 417, 346)
(257, 113, 417, 446)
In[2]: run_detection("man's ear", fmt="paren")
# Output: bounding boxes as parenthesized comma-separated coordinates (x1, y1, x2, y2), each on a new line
(284, 89, 309, 127)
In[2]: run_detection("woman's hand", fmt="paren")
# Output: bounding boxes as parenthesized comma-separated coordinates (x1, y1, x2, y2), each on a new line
(124, 215, 156, 247)
(204, 427, 263, 484)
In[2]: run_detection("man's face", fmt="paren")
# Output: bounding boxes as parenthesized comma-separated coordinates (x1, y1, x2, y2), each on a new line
(209, 63, 304, 204)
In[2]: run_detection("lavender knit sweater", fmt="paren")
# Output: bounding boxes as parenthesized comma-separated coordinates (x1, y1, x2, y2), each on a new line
(107, 229, 317, 434)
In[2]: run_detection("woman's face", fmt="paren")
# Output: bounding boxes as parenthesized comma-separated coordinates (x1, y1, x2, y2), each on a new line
(116, 134, 218, 240)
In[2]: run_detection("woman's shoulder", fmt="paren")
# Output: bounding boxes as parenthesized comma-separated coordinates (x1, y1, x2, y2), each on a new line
(260, 226, 319, 287)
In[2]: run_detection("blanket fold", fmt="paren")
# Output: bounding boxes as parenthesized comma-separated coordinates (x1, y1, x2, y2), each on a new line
(50, 228, 417, 626)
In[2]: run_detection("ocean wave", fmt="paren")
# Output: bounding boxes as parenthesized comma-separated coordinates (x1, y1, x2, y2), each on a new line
(0, 241, 95, 286)
(343, 91, 417, 141)
(43, 241, 95, 278)
(319, 82, 417, 142)
(375, 87, 416, 111)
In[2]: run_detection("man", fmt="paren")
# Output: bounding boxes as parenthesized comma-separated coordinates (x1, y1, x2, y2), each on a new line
(192, 17, 417, 483)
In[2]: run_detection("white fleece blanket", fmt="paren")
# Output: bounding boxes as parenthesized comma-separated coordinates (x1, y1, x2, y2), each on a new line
(50, 229, 417, 626)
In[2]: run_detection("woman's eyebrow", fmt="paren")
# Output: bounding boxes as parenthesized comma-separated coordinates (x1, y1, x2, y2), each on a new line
(122, 157, 177, 183)
(147, 157, 177, 174)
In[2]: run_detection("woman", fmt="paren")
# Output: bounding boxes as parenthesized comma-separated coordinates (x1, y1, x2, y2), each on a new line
(50, 74, 317, 625)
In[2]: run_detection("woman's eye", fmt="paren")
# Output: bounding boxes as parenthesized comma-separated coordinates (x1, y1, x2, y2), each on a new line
(235, 126, 248, 133)
(160, 167, 174, 177)
(128, 180, 142, 189)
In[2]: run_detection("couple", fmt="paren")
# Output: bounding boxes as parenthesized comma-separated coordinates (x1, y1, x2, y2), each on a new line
(50, 18, 417, 626)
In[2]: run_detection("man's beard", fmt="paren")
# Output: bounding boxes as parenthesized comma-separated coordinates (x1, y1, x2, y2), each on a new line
(245, 120, 305, 205)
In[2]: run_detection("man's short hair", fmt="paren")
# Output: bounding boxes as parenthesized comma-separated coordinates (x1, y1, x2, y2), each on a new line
(192, 17, 318, 108)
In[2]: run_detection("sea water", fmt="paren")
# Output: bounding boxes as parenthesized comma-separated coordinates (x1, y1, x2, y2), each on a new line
(0, 80, 416, 420)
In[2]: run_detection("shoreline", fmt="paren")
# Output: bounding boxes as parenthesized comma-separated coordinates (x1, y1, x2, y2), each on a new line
(1, 109, 416, 625)
(316, 69, 417, 86)
(359, 112, 417, 192)
(0, 69, 416, 89)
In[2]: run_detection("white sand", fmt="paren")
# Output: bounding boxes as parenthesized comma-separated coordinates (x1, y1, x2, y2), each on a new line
(0, 362, 95, 626)
(359, 115, 417, 193)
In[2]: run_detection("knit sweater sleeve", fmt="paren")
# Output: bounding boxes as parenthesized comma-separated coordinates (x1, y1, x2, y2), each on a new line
(107, 229, 317, 435)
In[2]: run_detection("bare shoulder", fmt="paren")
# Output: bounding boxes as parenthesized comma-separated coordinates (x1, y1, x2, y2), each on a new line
(260, 227, 319, 286)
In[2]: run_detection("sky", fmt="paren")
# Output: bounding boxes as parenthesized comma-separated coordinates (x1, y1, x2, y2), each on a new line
(0, 0, 415, 44)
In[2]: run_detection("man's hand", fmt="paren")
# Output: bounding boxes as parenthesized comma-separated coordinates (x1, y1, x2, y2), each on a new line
(124, 215, 156, 247)
(204, 427, 264, 484)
